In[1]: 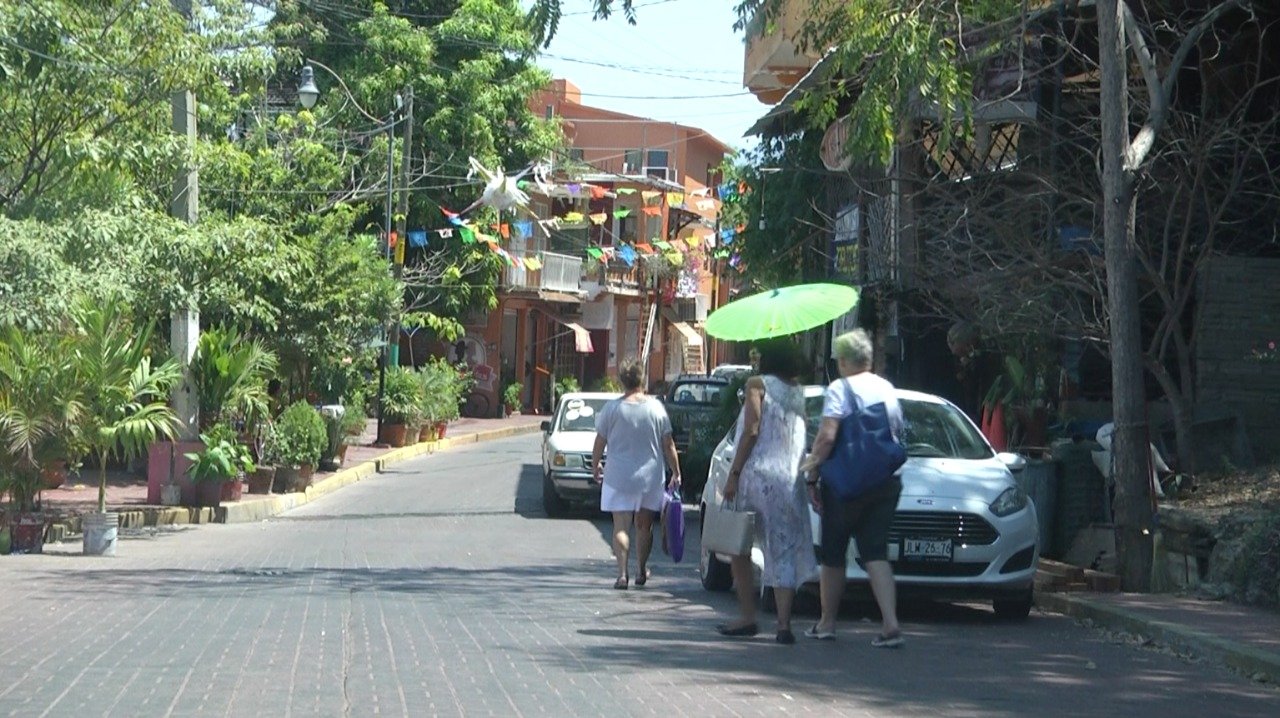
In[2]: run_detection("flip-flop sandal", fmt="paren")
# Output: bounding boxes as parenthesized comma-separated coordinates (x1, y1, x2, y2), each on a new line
(803, 624, 836, 641)
(613, 577, 629, 590)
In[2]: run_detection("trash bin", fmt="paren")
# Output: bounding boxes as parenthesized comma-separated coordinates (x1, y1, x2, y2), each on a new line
(1015, 459, 1057, 558)
(1049, 438, 1108, 559)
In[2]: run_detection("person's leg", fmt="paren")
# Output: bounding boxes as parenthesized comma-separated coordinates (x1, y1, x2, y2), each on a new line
(724, 554, 757, 629)
(635, 509, 654, 583)
(612, 511, 633, 584)
(816, 565, 845, 632)
(774, 588, 795, 631)
(865, 560, 899, 637)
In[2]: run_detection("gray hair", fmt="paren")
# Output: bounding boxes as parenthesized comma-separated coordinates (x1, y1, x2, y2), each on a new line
(618, 360, 644, 391)
(832, 329, 873, 369)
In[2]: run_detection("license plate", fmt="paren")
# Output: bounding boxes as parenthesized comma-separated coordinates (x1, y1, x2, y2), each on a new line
(902, 538, 953, 562)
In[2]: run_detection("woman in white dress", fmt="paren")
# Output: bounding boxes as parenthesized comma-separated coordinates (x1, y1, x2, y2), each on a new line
(592, 361, 682, 590)
(718, 337, 815, 644)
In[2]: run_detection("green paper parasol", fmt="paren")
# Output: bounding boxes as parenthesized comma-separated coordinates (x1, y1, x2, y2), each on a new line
(704, 283, 859, 341)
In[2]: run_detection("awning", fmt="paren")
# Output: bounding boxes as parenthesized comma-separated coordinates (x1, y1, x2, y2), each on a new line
(661, 308, 703, 347)
(547, 314, 594, 354)
(538, 290, 582, 304)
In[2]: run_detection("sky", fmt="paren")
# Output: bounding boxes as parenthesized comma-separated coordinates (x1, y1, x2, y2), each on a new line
(531, 0, 766, 152)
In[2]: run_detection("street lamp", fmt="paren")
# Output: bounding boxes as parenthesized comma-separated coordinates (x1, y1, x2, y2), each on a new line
(757, 167, 782, 230)
(298, 61, 410, 444)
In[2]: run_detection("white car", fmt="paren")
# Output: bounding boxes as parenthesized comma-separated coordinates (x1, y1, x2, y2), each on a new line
(698, 386, 1039, 618)
(710, 364, 754, 380)
(541, 392, 620, 517)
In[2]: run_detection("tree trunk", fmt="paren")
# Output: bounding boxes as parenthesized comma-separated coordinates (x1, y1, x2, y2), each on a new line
(1099, 0, 1153, 591)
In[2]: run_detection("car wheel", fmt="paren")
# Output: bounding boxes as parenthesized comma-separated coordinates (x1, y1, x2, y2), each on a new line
(699, 505, 732, 592)
(542, 472, 568, 518)
(993, 590, 1034, 619)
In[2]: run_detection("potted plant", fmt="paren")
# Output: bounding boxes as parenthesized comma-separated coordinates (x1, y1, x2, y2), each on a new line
(0, 323, 88, 553)
(554, 375, 580, 405)
(502, 381, 523, 417)
(191, 327, 278, 431)
(436, 360, 467, 438)
(417, 363, 444, 442)
(338, 402, 366, 463)
(68, 297, 182, 556)
(271, 401, 326, 492)
(185, 424, 255, 508)
(245, 418, 277, 494)
(379, 367, 423, 447)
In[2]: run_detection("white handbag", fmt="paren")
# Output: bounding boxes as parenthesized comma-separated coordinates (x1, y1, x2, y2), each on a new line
(702, 498, 756, 557)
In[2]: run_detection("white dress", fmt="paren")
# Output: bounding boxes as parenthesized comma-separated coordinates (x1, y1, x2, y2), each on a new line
(736, 375, 817, 589)
(597, 396, 671, 513)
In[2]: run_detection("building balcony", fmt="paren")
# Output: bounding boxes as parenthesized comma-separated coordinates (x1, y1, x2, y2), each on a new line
(742, 0, 827, 104)
(503, 250, 584, 295)
(582, 260, 645, 297)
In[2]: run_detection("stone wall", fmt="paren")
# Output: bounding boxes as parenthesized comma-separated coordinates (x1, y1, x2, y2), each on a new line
(1195, 256, 1280, 463)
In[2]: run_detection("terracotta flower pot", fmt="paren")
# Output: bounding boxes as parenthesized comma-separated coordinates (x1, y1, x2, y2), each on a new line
(381, 423, 409, 447)
(247, 467, 275, 495)
(220, 478, 245, 503)
(289, 464, 315, 492)
(41, 460, 68, 490)
(337, 444, 349, 465)
(436, 422, 448, 439)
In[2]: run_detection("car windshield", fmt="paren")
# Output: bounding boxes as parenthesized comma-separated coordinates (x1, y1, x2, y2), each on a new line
(556, 398, 610, 432)
(796, 395, 992, 460)
(669, 382, 725, 406)
(899, 399, 994, 459)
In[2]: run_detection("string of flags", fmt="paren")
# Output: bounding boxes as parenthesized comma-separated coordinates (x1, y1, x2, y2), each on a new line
(400, 172, 743, 274)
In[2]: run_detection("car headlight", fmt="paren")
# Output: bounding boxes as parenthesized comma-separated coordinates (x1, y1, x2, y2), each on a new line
(552, 452, 582, 469)
(990, 486, 1028, 517)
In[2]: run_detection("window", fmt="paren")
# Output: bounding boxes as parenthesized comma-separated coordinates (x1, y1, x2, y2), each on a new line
(544, 105, 554, 120)
(623, 149, 642, 174)
(618, 215, 638, 242)
(645, 149, 669, 168)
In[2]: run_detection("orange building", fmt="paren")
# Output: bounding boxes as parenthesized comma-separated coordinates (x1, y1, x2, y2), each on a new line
(409, 79, 734, 417)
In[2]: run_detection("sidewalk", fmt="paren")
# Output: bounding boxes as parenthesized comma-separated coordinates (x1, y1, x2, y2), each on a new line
(36, 414, 546, 539)
(1037, 591, 1280, 684)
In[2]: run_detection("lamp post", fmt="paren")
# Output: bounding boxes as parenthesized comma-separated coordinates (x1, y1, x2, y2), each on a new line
(298, 61, 410, 444)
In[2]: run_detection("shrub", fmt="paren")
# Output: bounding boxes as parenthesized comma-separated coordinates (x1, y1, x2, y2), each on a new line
(1232, 512, 1280, 608)
(270, 402, 326, 468)
(381, 367, 424, 426)
(185, 423, 255, 482)
(592, 376, 623, 393)
(503, 382, 523, 410)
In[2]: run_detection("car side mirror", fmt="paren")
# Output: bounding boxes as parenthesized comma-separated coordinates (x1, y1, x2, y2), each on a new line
(996, 452, 1027, 472)
(540, 421, 551, 433)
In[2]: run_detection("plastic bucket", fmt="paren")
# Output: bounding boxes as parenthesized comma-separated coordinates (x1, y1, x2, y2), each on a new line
(82, 512, 119, 556)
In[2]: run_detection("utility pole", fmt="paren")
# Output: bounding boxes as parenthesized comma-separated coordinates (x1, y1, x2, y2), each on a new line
(169, 0, 199, 442)
(393, 86, 413, 366)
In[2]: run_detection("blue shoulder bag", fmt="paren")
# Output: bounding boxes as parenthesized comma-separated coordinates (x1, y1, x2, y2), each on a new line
(819, 379, 907, 501)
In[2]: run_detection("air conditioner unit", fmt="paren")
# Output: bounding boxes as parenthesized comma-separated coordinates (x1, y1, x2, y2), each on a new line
(643, 166, 676, 182)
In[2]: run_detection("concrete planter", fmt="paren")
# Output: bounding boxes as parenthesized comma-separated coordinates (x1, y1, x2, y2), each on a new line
(247, 466, 275, 494)
(82, 512, 119, 556)
(193, 480, 223, 508)
(8, 513, 46, 555)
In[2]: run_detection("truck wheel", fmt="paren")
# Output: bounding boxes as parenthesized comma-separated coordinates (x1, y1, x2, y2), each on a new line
(542, 472, 568, 518)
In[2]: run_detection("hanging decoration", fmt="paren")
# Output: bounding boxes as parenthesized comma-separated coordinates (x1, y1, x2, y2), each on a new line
(408, 230, 428, 248)
(588, 213, 608, 225)
(641, 205, 661, 216)
(641, 190, 661, 204)
(436, 228, 454, 239)
(616, 187, 637, 195)
(514, 220, 534, 238)
(612, 208, 632, 219)
(665, 192, 684, 207)
(562, 211, 585, 224)
(617, 245, 637, 266)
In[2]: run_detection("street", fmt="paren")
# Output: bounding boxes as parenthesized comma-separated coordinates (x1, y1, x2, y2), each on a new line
(2, 434, 1276, 717)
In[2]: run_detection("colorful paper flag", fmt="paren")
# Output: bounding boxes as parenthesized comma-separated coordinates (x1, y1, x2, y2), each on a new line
(589, 213, 608, 225)
(436, 228, 454, 239)
(563, 211, 585, 224)
(618, 245, 637, 266)
(499, 224, 510, 239)
(654, 240, 672, 251)
(612, 208, 631, 218)
(514, 220, 533, 238)
(634, 243, 655, 254)
(666, 252, 683, 266)
(642, 205, 661, 216)
(459, 227, 476, 244)
(666, 192, 684, 207)
(408, 230, 428, 248)
(641, 190, 660, 204)
(696, 199, 717, 211)
(590, 185, 607, 200)
(616, 188, 637, 195)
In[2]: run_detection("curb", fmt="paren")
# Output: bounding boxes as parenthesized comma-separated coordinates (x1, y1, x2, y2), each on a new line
(1036, 592, 1280, 682)
(44, 423, 544, 537)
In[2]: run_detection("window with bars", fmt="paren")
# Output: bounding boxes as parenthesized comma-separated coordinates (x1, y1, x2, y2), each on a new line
(921, 122, 1022, 181)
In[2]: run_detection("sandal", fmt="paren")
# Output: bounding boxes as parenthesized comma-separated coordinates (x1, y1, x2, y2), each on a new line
(613, 576, 629, 590)
(871, 631, 904, 648)
(803, 624, 836, 641)
(635, 567, 651, 587)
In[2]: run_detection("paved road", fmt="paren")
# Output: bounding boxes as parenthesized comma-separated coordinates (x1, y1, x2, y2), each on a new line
(1, 435, 1276, 717)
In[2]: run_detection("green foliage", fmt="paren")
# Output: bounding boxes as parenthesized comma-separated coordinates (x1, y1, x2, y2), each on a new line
(192, 327, 278, 431)
(416, 357, 466, 424)
(269, 402, 327, 468)
(503, 382, 523, 410)
(591, 376, 624, 393)
(67, 295, 183, 513)
(185, 423, 254, 483)
(0, 324, 83, 512)
(340, 404, 367, 440)
(381, 366, 425, 426)
(554, 375, 580, 404)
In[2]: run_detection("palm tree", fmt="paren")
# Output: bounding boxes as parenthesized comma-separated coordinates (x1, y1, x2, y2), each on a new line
(69, 297, 182, 513)
(0, 327, 83, 513)
(191, 326, 278, 431)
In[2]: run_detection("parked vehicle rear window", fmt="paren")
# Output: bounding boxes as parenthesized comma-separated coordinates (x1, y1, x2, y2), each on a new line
(556, 398, 611, 432)
(669, 382, 725, 406)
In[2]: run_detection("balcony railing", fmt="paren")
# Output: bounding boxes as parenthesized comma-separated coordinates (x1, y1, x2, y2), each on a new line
(504, 250, 583, 294)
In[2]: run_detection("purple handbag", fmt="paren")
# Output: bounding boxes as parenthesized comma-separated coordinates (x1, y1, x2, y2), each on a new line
(662, 488, 685, 563)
